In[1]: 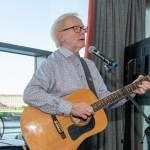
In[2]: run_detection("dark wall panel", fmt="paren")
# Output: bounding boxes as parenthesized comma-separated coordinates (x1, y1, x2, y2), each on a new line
(124, 37, 150, 105)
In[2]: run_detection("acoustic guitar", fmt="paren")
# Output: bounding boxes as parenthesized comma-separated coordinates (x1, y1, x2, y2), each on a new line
(21, 75, 150, 150)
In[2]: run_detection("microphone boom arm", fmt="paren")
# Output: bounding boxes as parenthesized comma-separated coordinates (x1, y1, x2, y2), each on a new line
(92, 50, 118, 68)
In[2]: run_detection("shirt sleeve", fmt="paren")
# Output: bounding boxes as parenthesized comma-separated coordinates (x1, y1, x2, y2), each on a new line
(23, 60, 72, 116)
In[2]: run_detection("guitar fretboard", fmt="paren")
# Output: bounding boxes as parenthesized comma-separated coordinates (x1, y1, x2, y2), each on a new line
(91, 75, 150, 112)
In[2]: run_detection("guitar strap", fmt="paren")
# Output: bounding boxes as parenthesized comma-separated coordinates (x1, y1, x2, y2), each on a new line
(80, 57, 98, 98)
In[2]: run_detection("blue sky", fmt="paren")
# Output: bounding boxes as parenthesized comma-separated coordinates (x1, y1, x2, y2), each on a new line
(0, 0, 88, 51)
(0, 0, 89, 94)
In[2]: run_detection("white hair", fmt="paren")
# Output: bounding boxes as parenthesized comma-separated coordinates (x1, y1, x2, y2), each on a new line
(50, 12, 79, 48)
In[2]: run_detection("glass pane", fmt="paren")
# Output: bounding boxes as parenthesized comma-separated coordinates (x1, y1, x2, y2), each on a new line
(0, 51, 34, 140)
(0, 0, 88, 147)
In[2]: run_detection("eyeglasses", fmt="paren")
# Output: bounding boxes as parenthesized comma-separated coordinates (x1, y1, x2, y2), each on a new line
(61, 26, 88, 33)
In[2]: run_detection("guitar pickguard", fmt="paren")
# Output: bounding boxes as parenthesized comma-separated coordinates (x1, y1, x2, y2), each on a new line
(68, 116, 95, 140)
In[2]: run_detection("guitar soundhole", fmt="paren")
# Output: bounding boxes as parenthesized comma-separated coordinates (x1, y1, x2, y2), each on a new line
(70, 115, 90, 126)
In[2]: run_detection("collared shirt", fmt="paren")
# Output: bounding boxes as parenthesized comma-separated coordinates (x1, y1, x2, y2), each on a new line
(23, 47, 128, 116)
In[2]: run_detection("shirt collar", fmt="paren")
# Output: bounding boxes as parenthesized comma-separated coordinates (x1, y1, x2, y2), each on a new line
(59, 47, 80, 58)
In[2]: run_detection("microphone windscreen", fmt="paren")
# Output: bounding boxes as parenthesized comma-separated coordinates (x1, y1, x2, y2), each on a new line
(88, 46, 96, 54)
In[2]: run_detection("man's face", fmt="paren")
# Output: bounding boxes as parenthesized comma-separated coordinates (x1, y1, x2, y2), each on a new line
(58, 16, 87, 53)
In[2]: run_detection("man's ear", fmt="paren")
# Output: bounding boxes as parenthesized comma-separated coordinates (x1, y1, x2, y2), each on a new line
(58, 32, 64, 42)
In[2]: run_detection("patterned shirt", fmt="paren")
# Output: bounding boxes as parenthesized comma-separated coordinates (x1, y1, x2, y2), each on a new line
(23, 47, 128, 116)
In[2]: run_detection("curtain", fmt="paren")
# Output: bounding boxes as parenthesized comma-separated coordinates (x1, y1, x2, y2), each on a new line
(90, 0, 145, 149)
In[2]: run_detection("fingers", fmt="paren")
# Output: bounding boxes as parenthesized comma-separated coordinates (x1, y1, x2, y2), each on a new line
(134, 80, 150, 94)
(81, 114, 88, 120)
(133, 75, 144, 82)
(138, 81, 150, 92)
(84, 104, 94, 115)
(71, 102, 94, 119)
(138, 75, 144, 79)
(133, 75, 150, 94)
(142, 81, 150, 88)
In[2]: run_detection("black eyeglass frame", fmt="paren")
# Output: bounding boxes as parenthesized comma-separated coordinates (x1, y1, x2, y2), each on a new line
(60, 26, 88, 33)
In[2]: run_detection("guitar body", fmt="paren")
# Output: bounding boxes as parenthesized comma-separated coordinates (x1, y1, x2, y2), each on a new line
(21, 88, 108, 150)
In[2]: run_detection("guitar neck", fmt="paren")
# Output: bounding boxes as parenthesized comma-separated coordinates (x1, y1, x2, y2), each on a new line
(91, 75, 150, 112)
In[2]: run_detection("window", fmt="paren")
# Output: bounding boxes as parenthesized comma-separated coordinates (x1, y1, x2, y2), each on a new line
(0, 51, 34, 140)
(0, 0, 88, 56)
(0, 43, 51, 147)
(0, 0, 88, 147)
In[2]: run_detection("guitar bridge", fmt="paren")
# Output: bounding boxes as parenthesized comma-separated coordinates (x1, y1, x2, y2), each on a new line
(51, 115, 66, 139)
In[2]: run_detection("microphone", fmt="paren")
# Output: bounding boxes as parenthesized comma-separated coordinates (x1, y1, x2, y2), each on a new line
(88, 46, 118, 68)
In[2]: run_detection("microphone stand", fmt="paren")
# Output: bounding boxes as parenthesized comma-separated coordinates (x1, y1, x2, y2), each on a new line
(103, 63, 150, 149)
